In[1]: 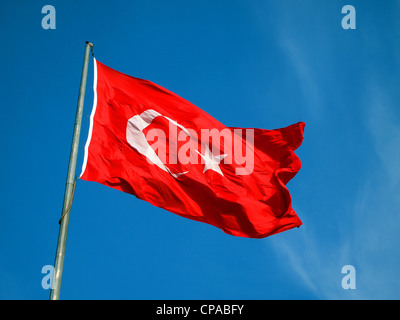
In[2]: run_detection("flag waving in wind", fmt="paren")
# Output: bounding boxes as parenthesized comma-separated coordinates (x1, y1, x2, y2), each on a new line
(80, 59, 305, 238)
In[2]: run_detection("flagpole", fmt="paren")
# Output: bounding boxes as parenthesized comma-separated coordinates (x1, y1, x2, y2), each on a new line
(50, 41, 93, 300)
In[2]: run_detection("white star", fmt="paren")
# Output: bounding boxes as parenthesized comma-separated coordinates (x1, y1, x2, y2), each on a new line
(196, 147, 227, 176)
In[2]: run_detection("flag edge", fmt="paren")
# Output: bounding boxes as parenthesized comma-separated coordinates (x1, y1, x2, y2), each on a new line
(79, 57, 98, 178)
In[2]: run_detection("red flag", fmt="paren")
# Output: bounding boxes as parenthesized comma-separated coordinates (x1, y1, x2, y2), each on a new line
(80, 59, 305, 238)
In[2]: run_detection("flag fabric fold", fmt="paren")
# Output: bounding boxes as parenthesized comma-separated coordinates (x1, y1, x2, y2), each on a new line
(80, 58, 305, 238)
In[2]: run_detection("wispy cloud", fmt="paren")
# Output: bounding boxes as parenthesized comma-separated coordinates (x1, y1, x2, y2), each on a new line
(365, 84, 400, 187)
(350, 81, 400, 299)
(270, 219, 355, 299)
(265, 3, 400, 299)
(269, 79, 400, 300)
(278, 38, 323, 121)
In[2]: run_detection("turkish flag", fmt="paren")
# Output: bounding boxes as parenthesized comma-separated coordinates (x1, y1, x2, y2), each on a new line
(80, 59, 305, 238)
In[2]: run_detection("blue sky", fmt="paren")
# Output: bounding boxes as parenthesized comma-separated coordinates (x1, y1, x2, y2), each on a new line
(0, 0, 399, 299)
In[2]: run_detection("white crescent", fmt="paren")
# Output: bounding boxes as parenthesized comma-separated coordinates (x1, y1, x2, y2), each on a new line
(126, 109, 189, 178)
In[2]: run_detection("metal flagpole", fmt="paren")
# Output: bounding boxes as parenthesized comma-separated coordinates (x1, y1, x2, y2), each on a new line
(50, 41, 93, 300)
